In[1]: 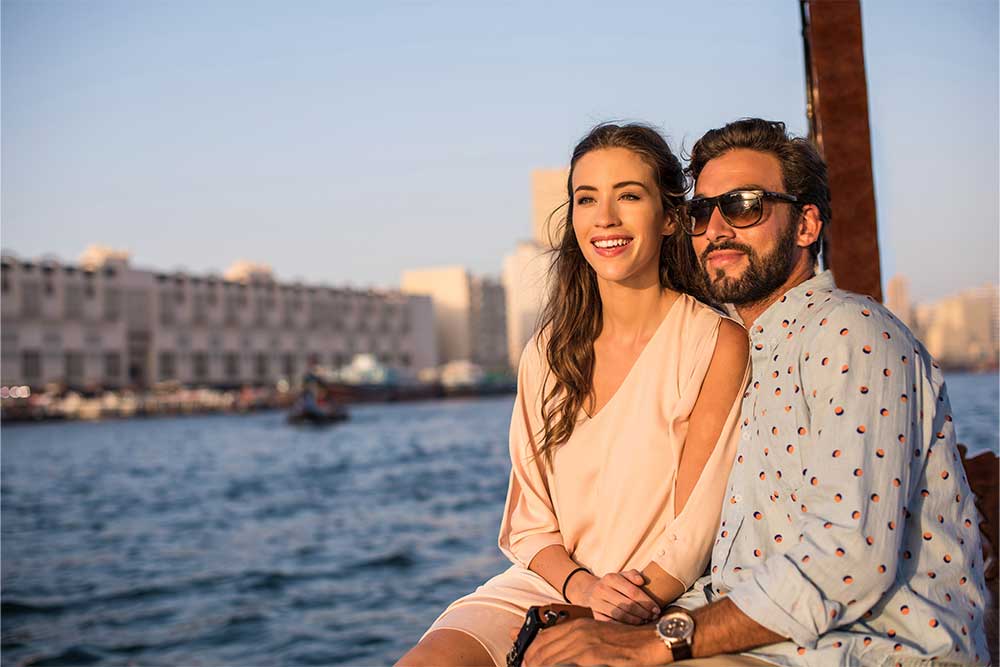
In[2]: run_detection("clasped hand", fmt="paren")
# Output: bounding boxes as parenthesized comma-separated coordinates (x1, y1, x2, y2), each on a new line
(570, 569, 660, 624)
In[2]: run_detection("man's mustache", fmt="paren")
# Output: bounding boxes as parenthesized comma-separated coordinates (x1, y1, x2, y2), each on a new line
(699, 241, 755, 265)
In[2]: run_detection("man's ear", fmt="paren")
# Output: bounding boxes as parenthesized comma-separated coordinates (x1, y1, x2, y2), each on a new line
(797, 204, 823, 248)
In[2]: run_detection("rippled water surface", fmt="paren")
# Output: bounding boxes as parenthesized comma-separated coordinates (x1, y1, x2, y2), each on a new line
(2, 374, 996, 666)
(2, 398, 513, 666)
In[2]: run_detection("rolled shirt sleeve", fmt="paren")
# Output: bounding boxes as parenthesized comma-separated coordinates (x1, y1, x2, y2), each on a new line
(728, 303, 922, 647)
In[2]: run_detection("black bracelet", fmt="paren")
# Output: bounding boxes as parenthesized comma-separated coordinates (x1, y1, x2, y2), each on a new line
(561, 566, 590, 603)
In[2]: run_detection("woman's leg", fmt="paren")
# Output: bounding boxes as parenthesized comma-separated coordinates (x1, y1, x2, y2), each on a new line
(395, 629, 495, 667)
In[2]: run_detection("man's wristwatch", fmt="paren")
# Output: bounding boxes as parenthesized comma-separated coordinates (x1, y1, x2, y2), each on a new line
(655, 608, 695, 661)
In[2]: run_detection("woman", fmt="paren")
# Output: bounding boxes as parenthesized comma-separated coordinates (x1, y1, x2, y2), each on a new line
(398, 124, 750, 667)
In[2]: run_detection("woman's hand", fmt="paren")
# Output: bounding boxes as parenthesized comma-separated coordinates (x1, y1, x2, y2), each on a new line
(566, 569, 660, 624)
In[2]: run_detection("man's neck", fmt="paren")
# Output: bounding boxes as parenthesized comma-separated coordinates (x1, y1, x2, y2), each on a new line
(734, 258, 817, 327)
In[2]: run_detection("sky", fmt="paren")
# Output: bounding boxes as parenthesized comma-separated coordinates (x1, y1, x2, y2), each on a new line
(2, 0, 997, 303)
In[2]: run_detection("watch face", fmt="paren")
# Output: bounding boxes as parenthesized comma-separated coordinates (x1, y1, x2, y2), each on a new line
(657, 613, 694, 640)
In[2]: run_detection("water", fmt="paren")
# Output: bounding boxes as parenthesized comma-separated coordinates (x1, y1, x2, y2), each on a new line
(2, 374, 996, 666)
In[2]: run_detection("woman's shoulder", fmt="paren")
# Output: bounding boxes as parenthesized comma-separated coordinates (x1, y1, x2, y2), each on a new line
(672, 293, 748, 357)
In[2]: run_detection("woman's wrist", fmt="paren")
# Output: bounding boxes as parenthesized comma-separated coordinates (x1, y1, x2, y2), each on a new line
(564, 568, 596, 604)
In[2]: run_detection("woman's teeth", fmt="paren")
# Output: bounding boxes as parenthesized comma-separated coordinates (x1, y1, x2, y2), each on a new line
(593, 238, 632, 249)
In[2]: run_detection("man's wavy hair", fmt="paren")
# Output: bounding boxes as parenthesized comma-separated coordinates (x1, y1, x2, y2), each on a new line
(534, 123, 702, 466)
(687, 118, 831, 262)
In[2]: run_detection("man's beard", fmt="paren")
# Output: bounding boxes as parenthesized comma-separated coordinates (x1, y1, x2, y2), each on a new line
(698, 221, 798, 305)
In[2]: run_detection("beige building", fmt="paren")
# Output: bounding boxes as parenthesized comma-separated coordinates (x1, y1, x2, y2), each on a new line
(401, 267, 508, 371)
(914, 284, 999, 370)
(885, 274, 915, 331)
(1, 247, 437, 390)
(502, 241, 551, 368)
(532, 169, 568, 249)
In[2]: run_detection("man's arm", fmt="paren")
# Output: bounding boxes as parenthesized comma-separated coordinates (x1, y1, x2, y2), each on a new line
(523, 597, 784, 666)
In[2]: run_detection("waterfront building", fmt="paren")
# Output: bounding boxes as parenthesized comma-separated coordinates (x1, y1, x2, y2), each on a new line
(531, 168, 568, 249)
(1, 247, 437, 390)
(400, 267, 509, 372)
(885, 274, 915, 330)
(502, 241, 551, 368)
(914, 284, 999, 370)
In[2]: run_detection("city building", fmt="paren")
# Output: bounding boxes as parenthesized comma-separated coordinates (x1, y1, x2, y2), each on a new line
(499, 169, 565, 368)
(885, 274, 915, 330)
(0, 246, 437, 390)
(400, 267, 508, 371)
(531, 168, 568, 249)
(914, 284, 999, 370)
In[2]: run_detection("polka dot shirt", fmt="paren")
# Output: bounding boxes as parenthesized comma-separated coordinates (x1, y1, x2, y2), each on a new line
(674, 271, 989, 666)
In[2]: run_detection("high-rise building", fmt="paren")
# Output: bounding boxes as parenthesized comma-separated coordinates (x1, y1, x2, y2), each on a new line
(502, 241, 551, 368)
(914, 284, 999, 370)
(885, 274, 914, 330)
(0, 247, 437, 389)
(532, 169, 568, 249)
(400, 267, 509, 371)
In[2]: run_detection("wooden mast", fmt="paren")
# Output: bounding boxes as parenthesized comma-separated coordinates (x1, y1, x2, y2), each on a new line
(800, 0, 882, 301)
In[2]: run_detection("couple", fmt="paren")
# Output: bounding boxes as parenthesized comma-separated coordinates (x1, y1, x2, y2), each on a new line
(398, 119, 989, 666)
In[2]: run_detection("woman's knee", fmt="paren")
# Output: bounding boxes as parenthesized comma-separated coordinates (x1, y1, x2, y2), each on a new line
(395, 629, 496, 667)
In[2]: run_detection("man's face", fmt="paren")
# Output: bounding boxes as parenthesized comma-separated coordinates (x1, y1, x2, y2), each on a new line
(690, 149, 800, 305)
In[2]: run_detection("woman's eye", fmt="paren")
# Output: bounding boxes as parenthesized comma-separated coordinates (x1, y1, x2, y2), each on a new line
(619, 192, 640, 201)
(576, 196, 595, 205)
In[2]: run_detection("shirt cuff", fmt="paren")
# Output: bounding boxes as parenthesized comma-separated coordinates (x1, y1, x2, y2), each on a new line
(506, 531, 564, 569)
(651, 530, 711, 589)
(726, 555, 834, 649)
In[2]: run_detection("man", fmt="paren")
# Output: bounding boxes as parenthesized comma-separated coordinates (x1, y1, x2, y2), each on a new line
(525, 119, 989, 666)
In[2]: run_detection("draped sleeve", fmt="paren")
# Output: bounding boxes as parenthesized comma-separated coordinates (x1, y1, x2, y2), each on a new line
(497, 338, 566, 568)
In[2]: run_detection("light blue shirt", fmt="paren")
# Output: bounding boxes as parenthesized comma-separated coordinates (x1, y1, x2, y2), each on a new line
(677, 271, 989, 666)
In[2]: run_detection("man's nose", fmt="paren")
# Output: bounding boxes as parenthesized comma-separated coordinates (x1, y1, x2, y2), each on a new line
(704, 205, 735, 242)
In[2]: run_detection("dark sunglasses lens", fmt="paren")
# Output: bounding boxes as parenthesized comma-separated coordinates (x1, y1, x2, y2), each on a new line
(719, 192, 762, 227)
(687, 200, 714, 234)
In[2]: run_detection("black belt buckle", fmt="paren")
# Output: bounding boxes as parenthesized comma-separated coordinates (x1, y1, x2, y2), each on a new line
(506, 606, 564, 667)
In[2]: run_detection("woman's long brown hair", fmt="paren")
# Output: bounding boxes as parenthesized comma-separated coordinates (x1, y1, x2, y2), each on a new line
(534, 123, 703, 466)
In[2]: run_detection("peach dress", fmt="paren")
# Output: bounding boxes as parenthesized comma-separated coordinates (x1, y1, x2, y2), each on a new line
(423, 294, 749, 665)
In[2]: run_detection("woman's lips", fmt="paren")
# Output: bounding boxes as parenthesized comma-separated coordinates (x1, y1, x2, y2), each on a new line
(591, 237, 633, 257)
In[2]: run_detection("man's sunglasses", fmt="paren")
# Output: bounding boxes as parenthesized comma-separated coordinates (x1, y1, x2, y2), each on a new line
(684, 189, 799, 236)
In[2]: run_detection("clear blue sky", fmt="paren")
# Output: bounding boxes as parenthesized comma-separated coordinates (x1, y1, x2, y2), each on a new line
(3, 0, 997, 303)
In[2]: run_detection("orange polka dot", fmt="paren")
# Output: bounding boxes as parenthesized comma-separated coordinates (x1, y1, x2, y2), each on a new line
(892, 478, 901, 487)
(857, 425, 866, 434)
(821, 357, 830, 366)
(841, 364, 850, 373)
(888, 521, 896, 530)
(880, 408, 889, 416)
(930, 619, 939, 628)
(900, 605, 909, 614)
(824, 521, 833, 529)
(883, 368, 892, 377)
(774, 534, 783, 543)
(871, 493, 880, 502)
(843, 575, 854, 584)
(866, 536, 875, 545)
(862, 345, 872, 354)
(810, 476, 819, 486)
(882, 331, 891, 340)
(862, 309, 871, 316)
(898, 434, 906, 443)
(923, 532, 933, 541)
(797, 647, 806, 655)
(852, 510, 861, 520)
(802, 554, 810, 563)
(774, 388, 781, 396)
(876, 448, 885, 458)
(834, 406, 844, 415)
(753, 511, 762, 520)
(836, 548, 845, 556)
(832, 449, 841, 458)
(944, 554, 952, 563)
(797, 427, 807, 435)
(772, 370, 779, 378)
(820, 318, 828, 326)
(853, 468, 863, 477)
(754, 549, 761, 557)
(860, 385, 869, 394)
(786, 444, 795, 454)
(900, 394, 908, 403)
(759, 471, 766, 480)
(941, 471, 950, 480)
(840, 328, 849, 336)
(834, 493, 842, 503)
(878, 564, 887, 573)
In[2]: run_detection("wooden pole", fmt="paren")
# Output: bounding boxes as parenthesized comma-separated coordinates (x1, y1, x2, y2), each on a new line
(801, 0, 882, 301)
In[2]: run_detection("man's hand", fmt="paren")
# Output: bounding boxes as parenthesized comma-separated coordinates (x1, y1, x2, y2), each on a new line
(522, 618, 671, 666)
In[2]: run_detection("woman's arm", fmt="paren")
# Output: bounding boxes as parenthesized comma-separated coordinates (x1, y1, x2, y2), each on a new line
(642, 318, 750, 605)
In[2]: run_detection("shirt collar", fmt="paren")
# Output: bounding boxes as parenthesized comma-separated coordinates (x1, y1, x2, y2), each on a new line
(725, 270, 837, 352)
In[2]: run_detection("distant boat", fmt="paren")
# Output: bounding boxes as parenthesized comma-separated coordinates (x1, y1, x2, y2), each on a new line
(287, 372, 349, 425)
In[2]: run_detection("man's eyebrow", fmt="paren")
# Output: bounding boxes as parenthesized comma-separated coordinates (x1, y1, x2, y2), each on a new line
(573, 181, 651, 193)
(692, 184, 768, 198)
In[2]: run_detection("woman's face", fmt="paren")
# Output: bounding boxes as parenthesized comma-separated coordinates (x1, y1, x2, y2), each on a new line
(571, 147, 670, 289)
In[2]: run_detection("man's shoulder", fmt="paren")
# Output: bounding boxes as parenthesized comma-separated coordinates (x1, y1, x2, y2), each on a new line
(798, 287, 919, 352)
